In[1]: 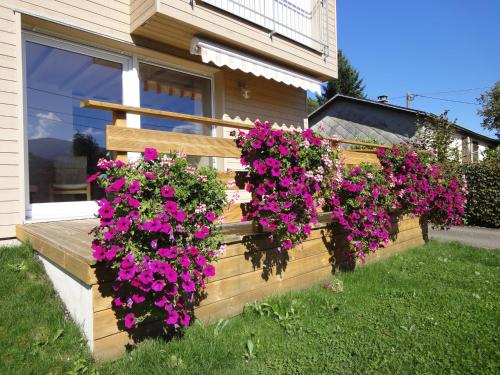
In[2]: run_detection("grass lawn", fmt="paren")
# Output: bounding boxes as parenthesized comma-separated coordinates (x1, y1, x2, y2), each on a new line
(0, 241, 498, 374)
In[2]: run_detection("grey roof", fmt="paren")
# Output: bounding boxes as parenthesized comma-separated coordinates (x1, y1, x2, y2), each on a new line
(310, 94, 499, 146)
(312, 116, 409, 146)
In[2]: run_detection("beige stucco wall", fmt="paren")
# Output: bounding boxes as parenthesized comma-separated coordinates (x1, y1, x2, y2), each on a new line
(0, 0, 313, 238)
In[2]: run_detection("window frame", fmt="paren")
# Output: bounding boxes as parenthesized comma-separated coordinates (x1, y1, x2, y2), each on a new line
(21, 31, 217, 222)
(22, 32, 134, 222)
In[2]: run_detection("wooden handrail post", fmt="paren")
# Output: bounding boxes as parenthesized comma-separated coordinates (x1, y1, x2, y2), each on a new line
(112, 110, 128, 162)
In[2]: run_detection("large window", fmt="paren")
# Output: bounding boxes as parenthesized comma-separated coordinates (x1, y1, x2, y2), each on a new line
(139, 63, 212, 135)
(24, 35, 215, 220)
(25, 41, 123, 204)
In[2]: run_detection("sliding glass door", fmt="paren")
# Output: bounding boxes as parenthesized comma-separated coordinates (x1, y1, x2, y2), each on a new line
(23, 34, 130, 221)
(23, 34, 215, 222)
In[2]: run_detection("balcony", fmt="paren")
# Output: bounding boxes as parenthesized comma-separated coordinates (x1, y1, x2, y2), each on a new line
(130, 0, 337, 80)
(201, 0, 329, 55)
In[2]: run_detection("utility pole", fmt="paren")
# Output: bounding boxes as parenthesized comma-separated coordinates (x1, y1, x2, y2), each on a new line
(406, 92, 414, 108)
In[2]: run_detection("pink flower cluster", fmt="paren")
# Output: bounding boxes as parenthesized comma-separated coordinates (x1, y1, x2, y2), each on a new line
(90, 149, 226, 330)
(329, 163, 392, 261)
(377, 144, 467, 229)
(236, 121, 335, 250)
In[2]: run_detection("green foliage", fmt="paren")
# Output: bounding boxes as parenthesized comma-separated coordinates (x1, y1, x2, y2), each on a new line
(0, 244, 91, 374)
(3, 242, 499, 374)
(307, 97, 320, 114)
(459, 160, 500, 228)
(477, 82, 500, 138)
(412, 112, 459, 165)
(349, 133, 379, 150)
(316, 50, 366, 105)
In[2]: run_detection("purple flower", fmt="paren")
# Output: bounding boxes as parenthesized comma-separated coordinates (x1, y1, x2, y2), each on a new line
(202, 264, 216, 277)
(128, 180, 140, 194)
(164, 201, 178, 213)
(161, 186, 175, 198)
(181, 279, 196, 292)
(151, 279, 165, 292)
(116, 217, 130, 232)
(98, 204, 114, 219)
(166, 309, 179, 325)
(172, 210, 186, 222)
(144, 148, 158, 162)
(124, 313, 136, 329)
(106, 178, 126, 192)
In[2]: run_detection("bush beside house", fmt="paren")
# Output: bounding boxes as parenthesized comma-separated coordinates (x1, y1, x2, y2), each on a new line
(459, 159, 500, 228)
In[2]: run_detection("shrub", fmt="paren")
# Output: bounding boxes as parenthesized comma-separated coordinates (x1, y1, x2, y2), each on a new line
(327, 163, 392, 261)
(236, 122, 336, 250)
(89, 149, 227, 330)
(377, 144, 467, 229)
(459, 161, 500, 228)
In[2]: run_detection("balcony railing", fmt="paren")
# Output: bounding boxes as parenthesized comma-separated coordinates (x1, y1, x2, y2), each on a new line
(201, 0, 329, 56)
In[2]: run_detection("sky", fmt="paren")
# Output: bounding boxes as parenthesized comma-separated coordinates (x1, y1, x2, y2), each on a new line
(317, 0, 499, 138)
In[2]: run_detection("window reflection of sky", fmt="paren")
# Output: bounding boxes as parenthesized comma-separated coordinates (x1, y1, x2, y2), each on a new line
(26, 41, 122, 151)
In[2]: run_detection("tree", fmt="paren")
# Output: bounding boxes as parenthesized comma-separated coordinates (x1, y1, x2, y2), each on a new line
(316, 50, 366, 105)
(477, 82, 500, 138)
(412, 111, 459, 165)
(307, 97, 320, 114)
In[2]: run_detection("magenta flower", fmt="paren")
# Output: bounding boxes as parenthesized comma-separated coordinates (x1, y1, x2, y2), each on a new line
(205, 211, 215, 222)
(172, 210, 186, 222)
(128, 180, 141, 194)
(166, 309, 179, 325)
(118, 267, 136, 280)
(132, 293, 145, 303)
(161, 185, 175, 198)
(116, 217, 130, 232)
(194, 226, 209, 239)
(179, 312, 191, 326)
(164, 200, 178, 213)
(181, 279, 196, 292)
(86, 172, 100, 183)
(202, 264, 215, 277)
(106, 178, 126, 192)
(151, 280, 165, 292)
(144, 148, 158, 162)
(124, 313, 136, 329)
(98, 204, 114, 219)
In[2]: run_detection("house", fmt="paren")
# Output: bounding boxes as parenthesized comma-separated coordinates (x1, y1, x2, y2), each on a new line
(0, 0, 338, 241)
(309, 94, 499, 160)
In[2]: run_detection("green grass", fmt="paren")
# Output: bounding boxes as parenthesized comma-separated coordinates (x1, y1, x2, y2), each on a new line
(1, 241, 499, 374)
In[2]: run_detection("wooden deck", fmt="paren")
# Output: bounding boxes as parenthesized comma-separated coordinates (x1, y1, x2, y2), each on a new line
(16, 219, 97, 284)
(16, 214, 425, 360)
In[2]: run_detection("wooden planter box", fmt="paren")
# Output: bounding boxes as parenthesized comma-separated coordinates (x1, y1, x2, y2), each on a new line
(17, 214, 425, 360)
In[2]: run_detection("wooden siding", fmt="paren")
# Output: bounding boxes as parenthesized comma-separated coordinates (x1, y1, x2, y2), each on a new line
(223, 68, 307, 127)
(0, 1, 131, 238)
(133, 0, 338, 80)
(0, 6, 21, 238)
(220, 68, 307, 171)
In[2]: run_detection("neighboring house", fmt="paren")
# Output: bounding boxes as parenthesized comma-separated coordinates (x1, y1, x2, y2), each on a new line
(309, 94, 499, 159)
(0, 1, 338, 239)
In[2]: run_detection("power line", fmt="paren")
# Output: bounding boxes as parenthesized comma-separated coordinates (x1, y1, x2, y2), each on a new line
(413, 94, 478, 105)
(390, 86, 491, 100)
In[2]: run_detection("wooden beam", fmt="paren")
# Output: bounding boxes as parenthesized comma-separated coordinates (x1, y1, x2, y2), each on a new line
(81, 100, 255, 130)
(106, 126, 241, 158)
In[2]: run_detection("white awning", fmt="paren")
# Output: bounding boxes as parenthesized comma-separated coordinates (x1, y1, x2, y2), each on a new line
(190, 38, 322, 93)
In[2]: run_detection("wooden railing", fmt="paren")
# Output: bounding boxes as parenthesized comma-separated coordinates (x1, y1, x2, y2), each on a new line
(80, 100, 386, 165)
(80, 100, 391, 228)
